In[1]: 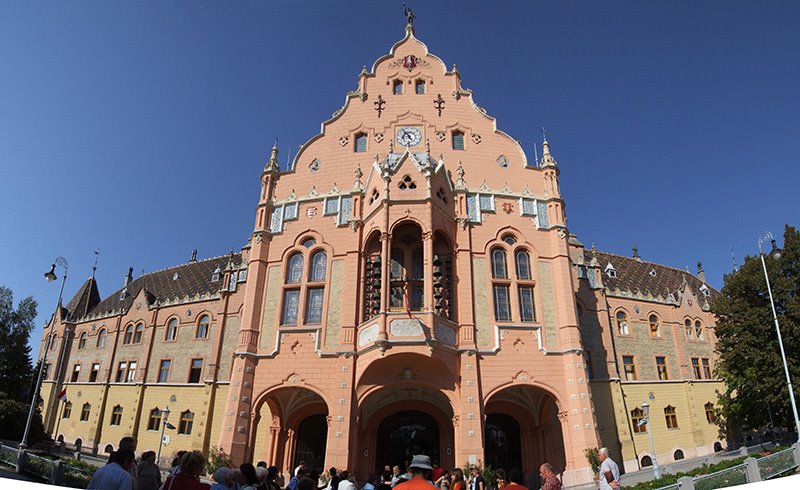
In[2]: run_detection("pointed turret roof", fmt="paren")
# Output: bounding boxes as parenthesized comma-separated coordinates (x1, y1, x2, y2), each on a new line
(64, 277, 101, 322)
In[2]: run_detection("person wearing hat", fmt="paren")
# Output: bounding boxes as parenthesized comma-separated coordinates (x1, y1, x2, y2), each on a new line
(394, 455, 436, 490)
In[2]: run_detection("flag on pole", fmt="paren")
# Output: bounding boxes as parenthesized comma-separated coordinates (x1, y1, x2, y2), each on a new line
(57, 388, 68, 403)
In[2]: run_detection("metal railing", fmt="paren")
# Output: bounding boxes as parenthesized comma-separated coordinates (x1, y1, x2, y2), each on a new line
(23, 452, 56, 480)
(757, 447, 798, 480)
(692, 463, 748, 490)
(60, 464, 96, 489)
(0, 443, 19, 466)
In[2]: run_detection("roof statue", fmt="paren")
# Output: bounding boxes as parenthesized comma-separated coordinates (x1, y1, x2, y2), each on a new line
(403, 4, 415, 25)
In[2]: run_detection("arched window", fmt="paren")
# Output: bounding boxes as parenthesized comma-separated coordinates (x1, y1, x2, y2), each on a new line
(502, 234, 517, 246)
(354, 132, 367, 153)
(50, 333, 58, 351)
(664, 405, 678, 429)
(393, 79, 403, 95)
(714, 442, 723, 452)
(389, 246, 424, 311)
(286, 253, 304, 284)
(641, 455, 653, 467)
(415, 79, 425, 94)
(685, 318, 694, 339)
(631, 407, 646, 433)
(695, 320, 704, 340)
(96, 329, 107, 348)
(178, 410, 194, 435)
(673, 449, 685, 461)
(452, 131, 465, 150)
(123, 325, 134, 344)
(147, 408, 162, 431)
(78, 332, 87, 350)
(110, 405, 123, 426)
(196, 315, 209, 339)
(705, 402, 716, 424)
(310, 251, 327, 282)
(515, 250, 531, 280)
(616, 311, 629, 335)
(63, 401, 72, 419)
(133, 323, 144, 344)
(491, 249, 508, 279)
(302, 238, 317, 248)
(80, 403, 91, 422)
(648, 314, 660, 338)
(104, 444, 114, 454)
(165, 319, 178, 341)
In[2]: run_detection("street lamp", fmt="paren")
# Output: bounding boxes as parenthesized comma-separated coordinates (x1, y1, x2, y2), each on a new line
(641, 401, 661, 478)
(21, 257, 68, 450)
(156, 406, 171, 465)
(757, 231, 800, 443)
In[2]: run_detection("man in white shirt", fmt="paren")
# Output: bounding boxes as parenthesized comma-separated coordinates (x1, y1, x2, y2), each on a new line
(88, 448, 135, 490)
(597, 448, 620, 490)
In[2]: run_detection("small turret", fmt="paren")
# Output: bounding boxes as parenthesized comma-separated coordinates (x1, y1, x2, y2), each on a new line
(696, 262, 707, 283)
(263, 139, 280, 174)
(540, 136, 558, 168)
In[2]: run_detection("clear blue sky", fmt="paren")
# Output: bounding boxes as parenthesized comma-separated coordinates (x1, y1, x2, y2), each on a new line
(2, 1, 798, 349)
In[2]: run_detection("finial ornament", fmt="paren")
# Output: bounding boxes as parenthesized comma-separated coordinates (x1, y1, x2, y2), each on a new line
(91, 249, 100, 279)
(403, 3, 415, 25)
(541, 127, 548, 142)
(632, 245, 640, 259)
(264, 135, 280, 173)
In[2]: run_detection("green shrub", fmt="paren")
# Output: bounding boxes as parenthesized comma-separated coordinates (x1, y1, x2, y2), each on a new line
(205, 445, 232, 475)
(584, 447, 600, 478)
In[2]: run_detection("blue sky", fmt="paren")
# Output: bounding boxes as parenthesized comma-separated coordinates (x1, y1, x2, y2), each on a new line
(1, 1, 798, 349)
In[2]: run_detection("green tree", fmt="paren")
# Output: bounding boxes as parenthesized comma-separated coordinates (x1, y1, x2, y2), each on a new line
(711, 225, 800, 434)
(0, 285, 38, 401)
(0, 390, 49, 445)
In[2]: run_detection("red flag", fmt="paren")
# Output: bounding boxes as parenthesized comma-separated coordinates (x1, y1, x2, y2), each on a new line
(57, 388, 67, 403)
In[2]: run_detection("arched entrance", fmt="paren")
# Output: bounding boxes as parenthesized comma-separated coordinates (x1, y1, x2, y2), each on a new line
(484, 385, 566, 489)
(294, 414, 328, 473)
(376, 410, 440, 470)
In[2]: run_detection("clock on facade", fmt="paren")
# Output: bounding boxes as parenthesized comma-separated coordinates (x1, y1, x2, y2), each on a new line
(396, 127, 423, 147)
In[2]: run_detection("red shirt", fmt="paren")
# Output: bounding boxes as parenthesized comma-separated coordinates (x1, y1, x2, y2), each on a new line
(431, 469, 445, 482)
(162, 472, 211, 490)
(541, 475, 561, 490)
(395, 478, 437, 490)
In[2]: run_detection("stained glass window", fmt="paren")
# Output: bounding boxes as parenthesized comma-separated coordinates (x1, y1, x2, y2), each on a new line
(305, 288, 324, 325)
(324, 197, 339, 215)
(515, 250, 531, 280)
(518, 286, 535, 322)
(537, 201, 549, 228)
(415, 80, 425, 94)
(355, 133, 367, 152)
(286, 253, 304, 284)
(491, 249, 508, 279)
(479, 194, 494, 211)
(283, 202, 298, 221)
(281, 290, 300, 325)
(520, 198, 536, 216)
(452, 131, 464, 150)
(338, 196, 353, 225)
(493, 285, 511, 321)
(310, 252, 327, 282)
(270, 207, 283, 233)
(466, 194, 480, 222)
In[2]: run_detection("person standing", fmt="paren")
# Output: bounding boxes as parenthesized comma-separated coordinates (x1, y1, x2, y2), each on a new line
(211, 468, 234, 490)
(597, 448, 620, 490)
(538, 464, 560, 490)
(468, 466, 484, 490)
(390, 466, 402, 487)
(338, 471, 356, 490)
(493, 469, 526, 490)
(88, 448, 136, 490)
(161, 451, 211, 490)
(450, 469, 465, 490)
(137, 451, 162, 490)
(394, 455, 437, 490)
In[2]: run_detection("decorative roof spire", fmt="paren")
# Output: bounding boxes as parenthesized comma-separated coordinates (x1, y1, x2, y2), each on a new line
(539, 127, 558, 168)
(403, 3, 415, 27)
(264, 135, 280, 174)
(632, 245, 641, 261)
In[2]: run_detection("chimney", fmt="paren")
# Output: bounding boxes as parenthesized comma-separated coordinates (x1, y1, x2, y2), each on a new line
(124, 267, 133, 287)
(632, 245, 641, 261)
(190, 249, 198, 262)
(697, 261, 707, 283)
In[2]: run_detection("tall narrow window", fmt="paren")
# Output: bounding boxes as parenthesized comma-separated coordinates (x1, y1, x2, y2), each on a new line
(705, 403, 716, 424)
(110, 405, 123, 426)
(617, 311, 629, 335)
(158, 360, 171, 383)
(354, 132, 367, 153)
(691, 358, 702, 379)
(115, 361, 127, 383)
(126, 361, 137, 383)
(491, 249, 508, 279)
(96, 329, 106, 348)
(493, 285, 511, 321)
(685, 319, 694, 339)
(287, 253, 304, 284)
(656, 356, 668, 380)
(281, 290, 300, 325)
(80, 403, 91, 421)
(50, 333, 58, 351)
(665, 406, 679, 429)
(78, 332, 87, 350)
(393, 80, 403, 95)
(631, 408, 646, 433)
(179, 411, 194, 435)
(188, 359, 203, 384)
(310, 251, 327, 282)
(702, 358, 712, 379)
(165, 319, 178, 341)
(452, 131, 465, 150)
(196, 315, 209, 339)
(623, 356, 637, 380)
(63, 402, 72, 419)
(305, 288, 325, 325)
(133, 323, 144, 344)
(695, 320, 704, 340)
(147, 408, 162, 431)
(90, 363, 100, 382)
(518, 286, 536, 322)
(415, 79, 425, 94)
(123, 325, 134, 344)
(71, 364, 81, 383)
(648, 314, 660, 338)
(515, 250, 531, 280)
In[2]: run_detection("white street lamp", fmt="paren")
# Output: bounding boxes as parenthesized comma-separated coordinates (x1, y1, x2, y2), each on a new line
(157, 406, 172, 464)
(757, 231, 800, 442)
(21, 257, 68, 450)
(641, 401, 661, 479)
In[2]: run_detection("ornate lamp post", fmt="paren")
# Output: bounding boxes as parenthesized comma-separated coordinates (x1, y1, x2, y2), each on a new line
(21, 257, 68, 449)
(641, 401, 661, 478)
(157, 406, 171, 464)
(757, 231, 800, 442)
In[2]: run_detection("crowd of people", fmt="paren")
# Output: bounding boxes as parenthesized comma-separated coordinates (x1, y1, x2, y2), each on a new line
(86, 438, 621, 490)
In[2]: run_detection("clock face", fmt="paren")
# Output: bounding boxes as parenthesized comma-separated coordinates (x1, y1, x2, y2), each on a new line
(396, 127, 423, 147)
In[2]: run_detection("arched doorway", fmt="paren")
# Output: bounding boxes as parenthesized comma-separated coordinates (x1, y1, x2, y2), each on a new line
(294, 414, 328, 473)
(376, 410, 440, 470)
(485, 413, 523, 480)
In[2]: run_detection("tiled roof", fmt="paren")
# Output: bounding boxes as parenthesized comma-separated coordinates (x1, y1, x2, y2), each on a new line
(73, 253, 241, 322)
(64, 278, 101, 321)
(593, 251, 720, 304)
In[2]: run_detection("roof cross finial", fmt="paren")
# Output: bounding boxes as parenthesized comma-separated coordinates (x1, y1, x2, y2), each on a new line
(632, 244, 640, 260)
(541, 126, 548, 142)
(403, 3, 415, 26)
(91, 249, 100, 279)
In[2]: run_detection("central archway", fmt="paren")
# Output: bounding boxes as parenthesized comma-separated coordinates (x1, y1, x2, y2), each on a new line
(376, 410, 440, 470)
(295, 414, 329, 473)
